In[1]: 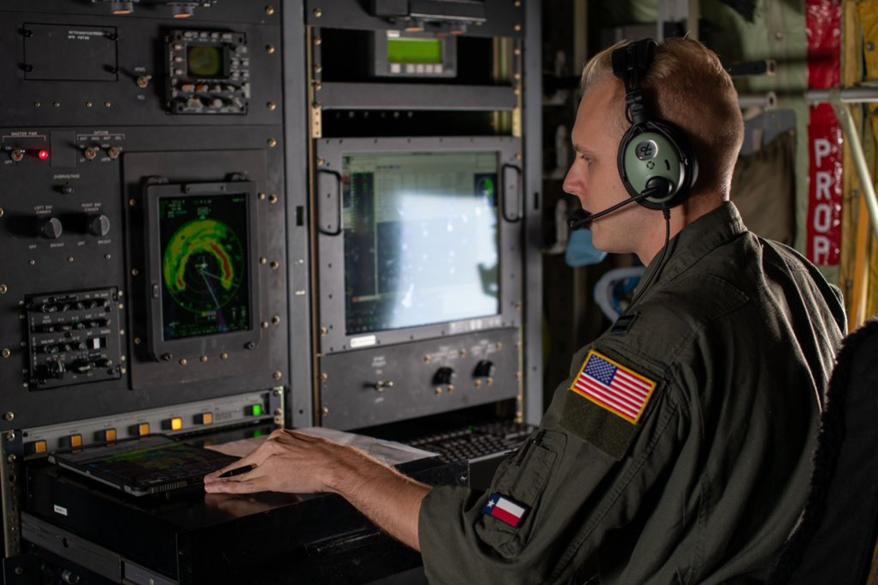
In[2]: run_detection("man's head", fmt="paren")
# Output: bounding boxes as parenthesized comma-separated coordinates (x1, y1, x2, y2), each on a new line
(562, 38, 743, 259)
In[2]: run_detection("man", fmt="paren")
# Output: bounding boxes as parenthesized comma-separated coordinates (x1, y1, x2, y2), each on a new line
(205, 38, 846, 584)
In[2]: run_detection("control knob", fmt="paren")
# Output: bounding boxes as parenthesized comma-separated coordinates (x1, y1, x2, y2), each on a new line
(40, 217, 63, 239)
(473, 360, 495, 379)
(88, 214, 111, 237)
(433, 367, 456, 386)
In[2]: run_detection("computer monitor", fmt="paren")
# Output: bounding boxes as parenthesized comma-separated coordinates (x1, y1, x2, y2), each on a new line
(314, 137, 522, 353)
(342, 151, 500, 335)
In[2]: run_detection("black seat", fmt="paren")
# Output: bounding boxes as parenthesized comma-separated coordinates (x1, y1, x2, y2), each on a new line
(770, 319, 878, 584)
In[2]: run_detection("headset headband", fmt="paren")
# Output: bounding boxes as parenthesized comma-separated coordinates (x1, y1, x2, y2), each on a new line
(611, 40, 656, 125)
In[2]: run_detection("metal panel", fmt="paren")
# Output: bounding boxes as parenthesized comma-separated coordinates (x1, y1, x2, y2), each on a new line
(319, 82, 516, 111)
(313, 136, 523, 354)
(320, 328, 520, 429)
(522, 0, 543, 425)
(303, 0, 522, 39)
(283, 0, 315, 428)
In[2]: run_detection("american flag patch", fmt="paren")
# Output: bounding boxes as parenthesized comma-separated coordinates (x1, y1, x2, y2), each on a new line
(570, 350, 657, 424)
(483, 493, 529, 528)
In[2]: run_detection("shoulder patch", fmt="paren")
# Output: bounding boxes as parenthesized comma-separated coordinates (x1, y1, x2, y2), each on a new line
(569, 350, 657, 424)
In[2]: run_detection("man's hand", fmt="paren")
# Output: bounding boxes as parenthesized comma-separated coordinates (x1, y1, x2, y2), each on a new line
(203, 429, 431, 550)
(204, 429, 340, 495)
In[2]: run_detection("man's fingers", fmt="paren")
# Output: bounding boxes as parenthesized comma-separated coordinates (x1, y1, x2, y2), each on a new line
(204, 477, 265, 494)
(204, 447, 273, 482)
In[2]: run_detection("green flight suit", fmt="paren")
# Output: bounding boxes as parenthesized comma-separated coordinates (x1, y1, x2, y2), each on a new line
(418, 202, 846, 584)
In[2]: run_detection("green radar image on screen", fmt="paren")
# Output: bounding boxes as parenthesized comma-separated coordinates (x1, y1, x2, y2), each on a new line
(158, 195, 250, 340)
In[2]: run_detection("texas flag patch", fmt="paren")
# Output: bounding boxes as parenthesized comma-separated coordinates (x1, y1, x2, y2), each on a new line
(570, 350, 657, 424)
(483, 493, 529, 528)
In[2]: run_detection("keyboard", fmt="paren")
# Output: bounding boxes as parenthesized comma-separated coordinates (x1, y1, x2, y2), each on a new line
(407, 420, 537, 463)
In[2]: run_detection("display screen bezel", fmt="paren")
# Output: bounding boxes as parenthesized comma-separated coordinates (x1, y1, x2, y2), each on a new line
(314, 137, 523, 355)
(144, 181, 260, 361)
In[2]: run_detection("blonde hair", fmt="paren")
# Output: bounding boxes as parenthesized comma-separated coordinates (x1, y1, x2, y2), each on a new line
(581, 38, 743, 198)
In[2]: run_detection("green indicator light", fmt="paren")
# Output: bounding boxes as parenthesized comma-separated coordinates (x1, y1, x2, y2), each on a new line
(252, 429, 265, 438)
(250, 404, 264, 417)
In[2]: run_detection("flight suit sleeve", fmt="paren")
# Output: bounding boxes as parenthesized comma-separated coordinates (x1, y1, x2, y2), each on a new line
(418, 347, 689, 585)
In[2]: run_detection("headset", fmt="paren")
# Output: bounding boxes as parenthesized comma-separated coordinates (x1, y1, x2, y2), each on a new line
(569, 39, 698, 230)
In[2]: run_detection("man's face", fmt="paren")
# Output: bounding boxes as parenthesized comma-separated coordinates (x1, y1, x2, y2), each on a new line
(562, 76, 653, 254)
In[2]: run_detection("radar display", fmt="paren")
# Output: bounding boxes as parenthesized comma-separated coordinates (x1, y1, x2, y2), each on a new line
(158, 194, 250, 340)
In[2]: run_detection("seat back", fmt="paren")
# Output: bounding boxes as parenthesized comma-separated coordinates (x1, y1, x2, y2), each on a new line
(770, 319, 878, 585)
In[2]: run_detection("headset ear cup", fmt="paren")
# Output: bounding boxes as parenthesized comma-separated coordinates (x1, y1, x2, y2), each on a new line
(617, 122, 691, 209)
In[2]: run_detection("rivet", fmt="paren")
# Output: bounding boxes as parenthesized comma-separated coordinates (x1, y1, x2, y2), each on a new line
(320, 326, 329, 335)
(514, 24, 522, 32)
(271, 315, 280, 324)
(0, 208, 4, 218)
(265, 5, 275, 15)
(775, 31, 784, 40)
(268, 194, 279, 204)
(317, 158, 326, 166)
(314, 81, 323, 91)
(868, 42, 876, 52)
(313, 8, 323, 17)
(423, 355, 431, 363)
(5, 431, 15, 441)
(322, 406, 329, 415)
(261, 321, 270, 328)
(435, 387, 443, 395)
(320, 372, 328, 382)
(221, 352, 230, 360)
(133, 337, 141, 345)
(272, 370, 283, 380)
(104, 101, 112, 108)
(314, 65, 323, 74)
(67, 256, 75, 263)
(34, 102, 41, 108)
(1, 349, 11, 359)
(258, 192, 267, 200)
(105, 253, 112, 260)
(267, 138, 278, 148)
(128, 198, 136, 206)
(3, 412, 13, 422)
(267, 101, 277, 111)
(179, 358, 188, 366)
(53, 101, 61, 108)
(270, 260, 280, 270)
(86, 101, 94, 108)
(200, 355, 208, 363)
(259, 257, 268, 264)
(266, 44, 276, 55)
(314, 37, 322, 46)
(131, 268, 139, 276)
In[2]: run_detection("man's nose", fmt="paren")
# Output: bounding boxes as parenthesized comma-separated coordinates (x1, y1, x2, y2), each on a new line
(562, 163, 583, 198)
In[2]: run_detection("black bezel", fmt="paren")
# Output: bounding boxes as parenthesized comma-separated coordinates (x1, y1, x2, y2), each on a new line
(143, 181, 261, 361)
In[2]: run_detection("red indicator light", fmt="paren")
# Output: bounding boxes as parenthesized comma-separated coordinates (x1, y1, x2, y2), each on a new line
(37, 149, 50, 161)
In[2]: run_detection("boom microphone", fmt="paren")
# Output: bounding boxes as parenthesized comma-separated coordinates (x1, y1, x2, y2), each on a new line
(567, 182, 671, 231)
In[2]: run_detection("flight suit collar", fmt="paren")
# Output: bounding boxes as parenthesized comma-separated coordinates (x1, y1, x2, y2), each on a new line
(633, 201, 748, 302)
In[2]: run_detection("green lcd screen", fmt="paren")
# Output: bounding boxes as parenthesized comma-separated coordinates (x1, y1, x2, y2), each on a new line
(387, 38, 443, 64)
(187, 45, 226, 78)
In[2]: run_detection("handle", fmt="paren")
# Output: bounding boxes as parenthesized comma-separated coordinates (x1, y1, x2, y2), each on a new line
(501, 163, 523, 223)
(317, 169, 343, 236)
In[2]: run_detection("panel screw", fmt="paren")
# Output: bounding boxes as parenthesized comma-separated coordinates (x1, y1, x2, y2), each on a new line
(3, 412, 13, 422)
(266, 45, 276, 55)
(265, 5, 275, 16)
(0, 285, 7, 295)
(320, 372, 328, 382)
(322, 406, 329, 415)
(1, 349, 10, 359)
(259, 257, 268, 264)
(13, 567, 23, 576)
(245, 341, 256, 350)
(261, 321, 269, 328)
(313, 8, 323, 17)
(200, 355, 208, 363)
(221, 352, 230, 360)
(320, 326, 329, 335)
(514, 24, 522, 32)
(133, 337, 141, 345)
(271, 315, 280, 324)
(5, 431, 15, 441)
(267, 101, 277, 111)
(267, 138, 278, 148)
(8, 455, 17, 463)
(270, 261, 280, 270)
(179, 358, 188, 366)
(129, 198, 136, 207)
(131, 268, 139, 276)
(0, 208, 4, 217)
(268, 194, 279, 204)
(272, 371, 283, 380)
(258, 192, 267, 200)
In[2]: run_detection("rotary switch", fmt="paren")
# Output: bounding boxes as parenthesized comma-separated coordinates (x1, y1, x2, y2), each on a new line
(433, 367, 456, 386)
(40, 217, 63, 239)
(88, 214, 111, 237)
